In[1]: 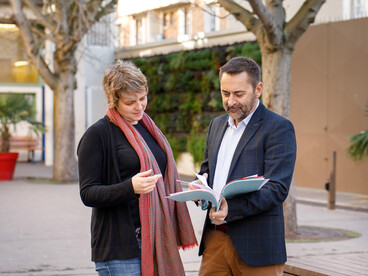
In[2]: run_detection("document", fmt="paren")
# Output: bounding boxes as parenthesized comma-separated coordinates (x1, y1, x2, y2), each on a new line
(168, 174, 269, 211)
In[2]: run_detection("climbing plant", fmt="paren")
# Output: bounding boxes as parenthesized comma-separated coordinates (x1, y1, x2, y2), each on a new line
(134, 41, 261, 159)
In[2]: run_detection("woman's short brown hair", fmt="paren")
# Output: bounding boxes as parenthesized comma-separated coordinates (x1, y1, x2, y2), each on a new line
(103, 60, 148, 108)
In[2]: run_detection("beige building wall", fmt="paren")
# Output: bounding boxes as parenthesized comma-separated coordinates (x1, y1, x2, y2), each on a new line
(290, 17, 368, 194)
(219, 6, 228, 30)
(163, 10, 179, 39)
(191, 4, 204, 35)
(120, 18, 131, 47)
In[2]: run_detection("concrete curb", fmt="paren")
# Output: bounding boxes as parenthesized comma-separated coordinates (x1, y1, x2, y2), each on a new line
(296, 198, 368, 213)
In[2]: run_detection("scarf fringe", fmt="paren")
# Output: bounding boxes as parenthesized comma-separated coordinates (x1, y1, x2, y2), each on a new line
(180, 242, 199, 251)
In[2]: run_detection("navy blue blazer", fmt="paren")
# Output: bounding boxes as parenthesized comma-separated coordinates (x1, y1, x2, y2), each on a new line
(198, 102, 297, 266)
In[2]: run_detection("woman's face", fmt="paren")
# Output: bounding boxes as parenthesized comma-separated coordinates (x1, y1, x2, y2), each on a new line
(116, 90, 147, 125)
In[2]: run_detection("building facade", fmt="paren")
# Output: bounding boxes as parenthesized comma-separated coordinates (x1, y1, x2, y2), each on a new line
(115, 0, 368, 59)
(1, 0, 367, 192)
(0, 14, 44, 162)
(0, 2, 117, 165)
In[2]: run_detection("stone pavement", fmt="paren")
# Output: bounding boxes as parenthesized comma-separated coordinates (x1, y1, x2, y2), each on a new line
(0, 162, 367, 275)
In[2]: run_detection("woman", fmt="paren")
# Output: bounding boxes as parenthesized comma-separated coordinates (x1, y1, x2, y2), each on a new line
(77, 60, 197, 276)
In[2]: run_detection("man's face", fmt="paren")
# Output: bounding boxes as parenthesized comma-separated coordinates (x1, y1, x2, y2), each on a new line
(220, 72, 262, 126)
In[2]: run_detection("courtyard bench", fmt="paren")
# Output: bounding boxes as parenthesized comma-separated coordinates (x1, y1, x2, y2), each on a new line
(8, 136, 44, 162)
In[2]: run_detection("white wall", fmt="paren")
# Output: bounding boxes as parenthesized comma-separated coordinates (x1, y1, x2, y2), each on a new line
(147, 11, 161, 42)
(283, 0, 344, 23)
(74, 41, 114, 150)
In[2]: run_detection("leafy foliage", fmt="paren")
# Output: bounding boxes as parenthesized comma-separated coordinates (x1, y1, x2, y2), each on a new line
(133, 42, 261, 160)
(0, 93, 46, 152)
(347, 102, 368, 161)
(187, 132, 207, 167)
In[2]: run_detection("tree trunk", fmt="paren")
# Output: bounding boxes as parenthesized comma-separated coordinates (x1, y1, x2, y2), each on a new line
(261, 47, 292, 118)
(53, 57, 78, 182)
(284, 177, 298, 237)
(261, 47, 298, 237)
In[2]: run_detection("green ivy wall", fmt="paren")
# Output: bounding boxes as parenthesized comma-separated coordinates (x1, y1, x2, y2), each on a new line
(133, 42, 261, 162)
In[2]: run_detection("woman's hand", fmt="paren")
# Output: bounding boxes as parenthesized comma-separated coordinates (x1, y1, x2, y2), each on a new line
(188, 173, 208, 190)
(132, 169, 162, 194)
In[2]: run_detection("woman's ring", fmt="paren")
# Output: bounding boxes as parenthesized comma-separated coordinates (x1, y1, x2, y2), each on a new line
(212, 216, 215, 219)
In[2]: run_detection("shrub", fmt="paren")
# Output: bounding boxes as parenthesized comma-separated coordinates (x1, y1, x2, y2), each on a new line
(187, 132, 207, 167)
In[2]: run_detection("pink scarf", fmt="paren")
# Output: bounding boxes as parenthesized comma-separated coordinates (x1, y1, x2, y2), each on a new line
(107, 108, 197, 276)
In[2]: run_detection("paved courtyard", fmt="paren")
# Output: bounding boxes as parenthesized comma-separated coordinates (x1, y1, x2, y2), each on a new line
(0, 163, 367, 275)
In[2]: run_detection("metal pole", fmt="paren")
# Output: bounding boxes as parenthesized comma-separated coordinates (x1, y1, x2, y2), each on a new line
(327, 151, 336, 210)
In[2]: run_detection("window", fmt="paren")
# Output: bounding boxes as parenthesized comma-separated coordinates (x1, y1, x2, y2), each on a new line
(170, 12, 175, 26)
(184, 8, 189, 35)
(86, 13, 116, 47)
(0, 92, 37, 120)
(345, 0, 368, 19)
(204, 4, 217, 33)
(178, 7, 190, 36)
(162, 10, 178, 39)
(0, 24, 39, 84)
(351, 0, 368, 18)
(136, 18, 143, 45)
(163, 13, 168, 28)
(164, 12, 175, 28)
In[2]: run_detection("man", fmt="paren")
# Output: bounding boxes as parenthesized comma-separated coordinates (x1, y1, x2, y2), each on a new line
(190, 57, 297, 275)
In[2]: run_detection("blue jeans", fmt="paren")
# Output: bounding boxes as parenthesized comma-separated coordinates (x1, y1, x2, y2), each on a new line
(95, 238, 141, 276)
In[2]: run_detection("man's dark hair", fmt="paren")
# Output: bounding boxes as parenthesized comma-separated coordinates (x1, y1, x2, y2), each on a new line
(219, 57, 261, 89)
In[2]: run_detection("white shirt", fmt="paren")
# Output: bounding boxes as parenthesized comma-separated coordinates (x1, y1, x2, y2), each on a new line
(212, 101, 259, 197)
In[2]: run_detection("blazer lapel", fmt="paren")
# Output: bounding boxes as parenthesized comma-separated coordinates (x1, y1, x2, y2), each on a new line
(227, 103, 265, 180)
(209, 115, 228, 187)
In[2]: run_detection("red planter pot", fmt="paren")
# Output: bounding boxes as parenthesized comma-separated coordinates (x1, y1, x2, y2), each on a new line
(0, 152, 19, 181)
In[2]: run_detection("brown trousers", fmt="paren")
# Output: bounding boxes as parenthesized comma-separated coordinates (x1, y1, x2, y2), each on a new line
(199, 229, 285, 276)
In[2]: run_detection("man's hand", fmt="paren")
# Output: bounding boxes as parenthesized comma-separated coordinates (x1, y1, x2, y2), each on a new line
(132, 169, 162, 194)
(209, 197, 228, 224)
(188, 173, 208, 190)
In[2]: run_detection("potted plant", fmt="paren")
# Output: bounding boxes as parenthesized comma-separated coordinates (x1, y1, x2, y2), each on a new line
(0, 93, 45, 180)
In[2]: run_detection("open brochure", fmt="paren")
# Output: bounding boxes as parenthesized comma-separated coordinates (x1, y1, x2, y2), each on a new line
(168, 173, 269, 211)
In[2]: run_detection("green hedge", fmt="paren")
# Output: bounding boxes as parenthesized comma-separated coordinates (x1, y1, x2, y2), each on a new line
(134, 42, 261, 160)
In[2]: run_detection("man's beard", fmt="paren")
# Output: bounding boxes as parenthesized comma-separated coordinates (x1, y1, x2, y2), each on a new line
(224, 95, 257, 122)
(225, 105, 248, 121)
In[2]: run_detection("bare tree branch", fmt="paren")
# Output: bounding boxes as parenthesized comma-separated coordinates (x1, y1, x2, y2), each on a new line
(54, 0, 68, 39)
(264, 0, 285, 27)
(6, 0, 119, 181)
(217, 0, 259, 34)
(30, 24, 45, 38)
(85, 0, 105, 24)
(10, 0, 58, 90)
(94, 0, 117, 22)
(24, 0, 55, 31)
(62, 39, 78, 54)
(247, 0, 283, 46)
(192, 1, 232, 20)
(67, 1, 78, 32)
(285, 0, 326, 48)
(45, 0, 117, 56)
